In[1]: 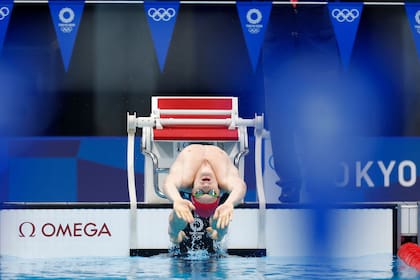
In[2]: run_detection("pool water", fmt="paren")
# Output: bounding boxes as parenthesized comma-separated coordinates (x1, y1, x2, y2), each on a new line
(1, 254, 419, 279)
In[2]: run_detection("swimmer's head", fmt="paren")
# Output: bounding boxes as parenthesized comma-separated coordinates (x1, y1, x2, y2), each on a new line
(192, 163, 218, 192)
(191, 164, 220, 217)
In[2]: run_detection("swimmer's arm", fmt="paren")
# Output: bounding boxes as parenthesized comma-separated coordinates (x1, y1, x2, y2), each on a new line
(216, 155, 247, 206)
(168, 211, 188, 244)
(163, 159, 195, 223)
(213, 170, 246, 229)
(221, 170, 247, 207)
(220, 163, 246, 207)
(162, 159, 185, 202)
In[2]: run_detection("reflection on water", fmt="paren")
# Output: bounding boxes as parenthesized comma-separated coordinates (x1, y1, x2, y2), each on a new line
(169, 257, 225, 279)
(1, 254, 420, 279)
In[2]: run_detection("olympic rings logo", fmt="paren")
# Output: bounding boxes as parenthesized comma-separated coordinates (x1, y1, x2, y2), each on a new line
(246, 8, 262, 25)
(0, 6, 10, 21)
(147, 7, 176, 22)
(331, 8, 360, 23)
(60, 26, 73, 33)
(248, 28, 260, 34)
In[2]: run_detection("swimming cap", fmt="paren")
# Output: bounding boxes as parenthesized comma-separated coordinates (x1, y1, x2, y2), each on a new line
(191, 196, 220, 218)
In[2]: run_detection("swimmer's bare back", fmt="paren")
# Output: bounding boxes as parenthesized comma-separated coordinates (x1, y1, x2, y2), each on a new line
(177, 145, 233, 187)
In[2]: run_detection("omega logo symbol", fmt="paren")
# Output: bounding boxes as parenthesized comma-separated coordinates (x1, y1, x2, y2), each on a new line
(19, 222, 36, 237)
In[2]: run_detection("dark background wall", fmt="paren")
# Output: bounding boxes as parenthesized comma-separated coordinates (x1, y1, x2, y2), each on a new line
(0, 3, 418, 138)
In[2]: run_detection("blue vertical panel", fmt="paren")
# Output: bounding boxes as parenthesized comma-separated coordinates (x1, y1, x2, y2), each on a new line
(49, 0, 85, 71)
(77, 137, 144, 202)
(8, 158, 77, 202)
(328, 3, 363, 70)
(237, 1, 272, 72)
(144, 1, 179, 72)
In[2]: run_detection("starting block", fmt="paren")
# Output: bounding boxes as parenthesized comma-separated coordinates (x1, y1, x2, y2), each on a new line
(126, 96, 266, 255)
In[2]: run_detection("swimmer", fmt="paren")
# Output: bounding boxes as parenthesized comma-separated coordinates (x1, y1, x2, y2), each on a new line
(163, 144, 246, 252)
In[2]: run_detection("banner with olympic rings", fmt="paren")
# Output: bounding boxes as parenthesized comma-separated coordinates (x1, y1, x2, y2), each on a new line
(237, 1, 272, 72)
(405, 3, 420, 61)
(49, 0, 85, 72)
(328, 2, 363, 70)
(0, 0, 13, 55)
(0, 2, 417, 72)
(144, 1, 179, 72)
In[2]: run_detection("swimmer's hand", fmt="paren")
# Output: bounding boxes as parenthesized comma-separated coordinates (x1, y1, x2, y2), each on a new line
(206, 218, 228, 241)
(173, 199, 195, 224)
(170, 230, 188, 244)
(206, 227, 219, 240)
(213, 202, 234, 229)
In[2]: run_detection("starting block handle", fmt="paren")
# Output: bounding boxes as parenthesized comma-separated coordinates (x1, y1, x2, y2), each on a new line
(137, 117, 155, 128)
(129, 113, 264, 130)
(127, 113, 157, 130)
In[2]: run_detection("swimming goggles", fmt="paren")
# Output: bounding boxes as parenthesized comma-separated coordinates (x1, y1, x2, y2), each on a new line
(193, 189, 218, 198)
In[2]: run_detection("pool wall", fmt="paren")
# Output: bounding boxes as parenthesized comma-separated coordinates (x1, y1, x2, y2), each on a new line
(0, 206, 393, 258)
